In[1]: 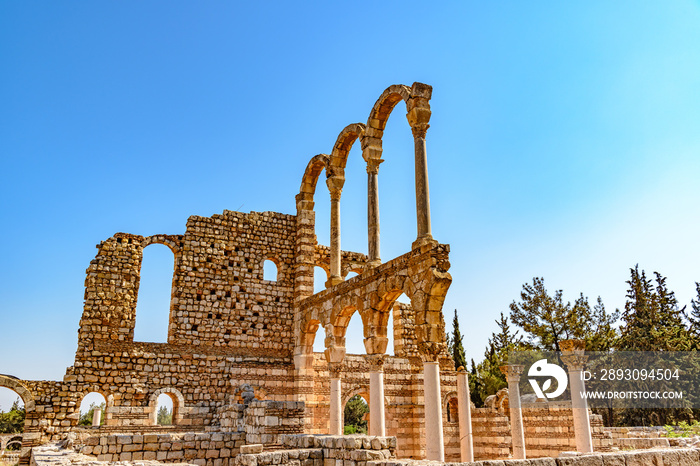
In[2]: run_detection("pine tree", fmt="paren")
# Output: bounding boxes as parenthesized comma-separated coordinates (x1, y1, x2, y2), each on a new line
(451, 310, 467, 370)
(509, 277, 604, 352)
(617, 266, 689, 351)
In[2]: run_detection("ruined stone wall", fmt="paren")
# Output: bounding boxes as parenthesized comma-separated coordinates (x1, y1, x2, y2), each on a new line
(78, 432, 245, 464)
(77, 210, 297, 357)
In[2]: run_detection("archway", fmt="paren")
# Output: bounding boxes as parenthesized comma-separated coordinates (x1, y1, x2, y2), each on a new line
(149, 388, 184, 426)
(342, 392, 369, 435)
(79, 392, 106, 426)
(0, 387, 24, 434)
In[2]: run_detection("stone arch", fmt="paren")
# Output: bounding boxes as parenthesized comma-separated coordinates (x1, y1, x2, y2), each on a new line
(342, 386, 370, 409)
(365, 84, 411, 136)
(298, 154, 330, 206)
(328, 123, 366, 176)
(5, 438, 22, 451)
(77, 389, 110, 426)
(443, 391, 458, 423)
(0, 375, 35, 411)
(149, 387, 185, 425)
(141, 235, 181, 255)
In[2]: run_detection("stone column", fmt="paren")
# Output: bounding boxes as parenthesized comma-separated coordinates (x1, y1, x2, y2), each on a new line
(500, 365, 526, 460)
(325, 325, 346, 435)
(366, 158, 383, 267)
(423, 359, 445, 461)
(367, 355, 386, 436)
(560, 339, 593, 453)
(92, 407, 102, 427)
(456, 367, 474, 462)
(406, 84, 434, 249)
(326, 175, 344, 287)
(328, 363, 343, 435)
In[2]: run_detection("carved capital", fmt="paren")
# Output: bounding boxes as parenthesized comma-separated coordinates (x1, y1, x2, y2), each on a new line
(410, 122, 430, 139)
(326, 174, 344, 200)
(366, 354, 386, 371)
(328, 362, 344, 379)
(560, 339, 587, 371)
(366, 158, 384, 175)
(406, 89, 432, 139)
(499, 364, 525, 382)
(418, 341, 444, 362)
(560, 353, 588, 372)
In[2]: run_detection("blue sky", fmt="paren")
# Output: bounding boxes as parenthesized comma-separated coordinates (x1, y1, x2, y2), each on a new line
(1, 2, 700, 410)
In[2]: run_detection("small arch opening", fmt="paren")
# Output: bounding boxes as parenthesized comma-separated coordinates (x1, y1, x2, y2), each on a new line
(446, 397, 459, 423)
(156, 393, 174, 426)
(79, 392, 106, 426)
(344, 271, 359, 280)
(345, 311, 365, 355)
(0, 388, 24, 433)
(263, 259, 278, 281)
(135, 243, 175, 343)
(312, 321, 327, 353)
(314, 266, 328, 293)
(343, 394, 368, 435)
(5, 439, 22, 451)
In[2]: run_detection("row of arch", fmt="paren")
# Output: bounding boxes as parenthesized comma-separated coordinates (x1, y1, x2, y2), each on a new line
(0, 377, 185, 430)
(296, 82, 435, 287)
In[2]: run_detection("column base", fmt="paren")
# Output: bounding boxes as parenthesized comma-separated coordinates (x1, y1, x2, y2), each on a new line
(412, 235, 436, 250)
(364, 259, 382, 270)
(325, 276, 343, 288)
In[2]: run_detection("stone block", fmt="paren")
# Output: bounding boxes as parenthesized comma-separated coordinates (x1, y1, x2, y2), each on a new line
(554, 455, 602, 466)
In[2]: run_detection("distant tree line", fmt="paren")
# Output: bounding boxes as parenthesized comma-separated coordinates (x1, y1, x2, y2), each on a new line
(446, 265, 700, 427)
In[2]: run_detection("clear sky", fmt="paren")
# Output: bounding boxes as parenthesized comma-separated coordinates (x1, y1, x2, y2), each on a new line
(1, 1, 700, 410)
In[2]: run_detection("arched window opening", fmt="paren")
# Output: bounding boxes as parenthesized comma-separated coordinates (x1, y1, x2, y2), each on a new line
(135, 243, 175, 343)
(312, 321, 327, 353)
(446, 397, 459, 423)
(343, 394, 368, 435)
(263, 259, 278, 281)
(0, 388, 24, 433)
(79, 392, 106, 426)
(385, 306, 395, 356)
(339, 143, 367, 255)
(314, 266, 328, 294)
(345, 311, 365, 355)
(5, 438, 22, 451)
(344, 271, 359, 280)
(156, 393, 174, 426)
(376, 109, 415, 259)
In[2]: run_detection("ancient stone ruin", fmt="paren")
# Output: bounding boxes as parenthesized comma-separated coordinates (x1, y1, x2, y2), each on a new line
(0, 83, 670, 466)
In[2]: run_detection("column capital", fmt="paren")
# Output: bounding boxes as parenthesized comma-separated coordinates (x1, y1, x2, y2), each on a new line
(326, 174, 344, 200)
(499, 364, 525, 382)
(418, 341, 444, 362)
(560, 353, 588, 372)
(365, 157, 384, 175)
(328, 362, 344, 379)
(406, 90, 432, 139)
(560, 339, 587, 371)
(366, 354, 386, 371)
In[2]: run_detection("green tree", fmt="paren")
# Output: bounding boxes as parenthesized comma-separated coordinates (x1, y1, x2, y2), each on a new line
(451, 310, 467, 370)
(157, 405, 173, 425)
(509, 277, 616, 352)
(0, 398, 25, 433)
(343, 395, 368, 434)
(617, 267, 690, 351)
(469, 312, 524, 406)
